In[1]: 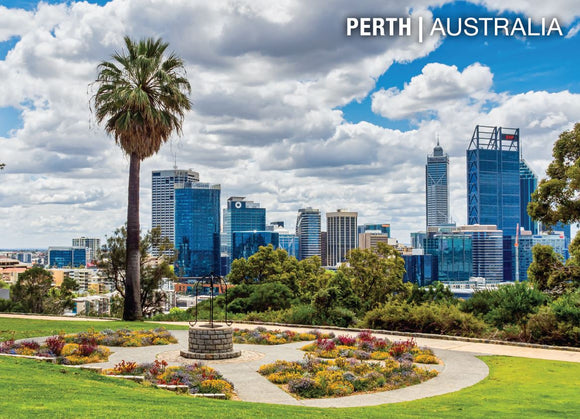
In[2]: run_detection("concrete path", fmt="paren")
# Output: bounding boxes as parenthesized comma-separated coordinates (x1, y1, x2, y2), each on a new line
(78, 329, 488, 407)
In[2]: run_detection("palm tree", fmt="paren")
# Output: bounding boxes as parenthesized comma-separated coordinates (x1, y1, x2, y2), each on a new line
(92, 37, 191, 320)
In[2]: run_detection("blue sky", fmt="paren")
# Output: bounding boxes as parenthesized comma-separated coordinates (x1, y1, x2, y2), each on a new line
(1, 0, 580, 247)
(341, 1, 580, 130)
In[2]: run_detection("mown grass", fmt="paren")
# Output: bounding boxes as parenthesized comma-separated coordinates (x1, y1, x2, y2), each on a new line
(0, 317, 187, 341)
(0, 356, 579, 418)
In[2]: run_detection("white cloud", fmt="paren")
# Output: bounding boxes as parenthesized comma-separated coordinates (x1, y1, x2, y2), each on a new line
(1, 0, 580, 248)
(371, 63, 495, 120)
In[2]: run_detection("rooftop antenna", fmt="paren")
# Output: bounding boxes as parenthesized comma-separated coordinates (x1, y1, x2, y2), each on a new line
(436, 132, 440, 146)
(173, 151, 178, 170)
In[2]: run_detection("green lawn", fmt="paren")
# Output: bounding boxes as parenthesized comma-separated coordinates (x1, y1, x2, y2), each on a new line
(0, 317, 188, 341)
(0, 356, 578, 418)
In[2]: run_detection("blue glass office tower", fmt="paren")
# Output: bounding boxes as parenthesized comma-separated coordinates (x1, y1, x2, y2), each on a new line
(520, 160, 538, 234)
(425, 230, 473, 282)
(518, 233, 566, 281)
(467, 126, 520, 281)
(426, 139, 449, 227)
(232, 231, 279, 260)
(223, 197, 266, 272)
(467, 126, 520, 235)
(174, 182, 221, 278)
(296, 208, 321, 260)
(48, 246, 87, 268)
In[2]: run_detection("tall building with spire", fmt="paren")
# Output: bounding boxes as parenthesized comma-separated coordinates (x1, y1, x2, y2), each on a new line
(426, 137, 449, 228)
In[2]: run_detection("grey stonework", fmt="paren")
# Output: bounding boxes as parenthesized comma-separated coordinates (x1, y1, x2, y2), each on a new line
(180, 324, 241, 360)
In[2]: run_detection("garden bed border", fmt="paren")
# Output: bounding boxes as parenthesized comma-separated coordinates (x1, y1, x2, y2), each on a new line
(231, 320, 580, 353)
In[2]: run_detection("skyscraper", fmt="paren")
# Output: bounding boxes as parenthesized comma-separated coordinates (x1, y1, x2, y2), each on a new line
(467, 125, 520, 236)
(223, 197, 266, 272)
(296, 208, 321, 260)
(520, 160, 538, 234)
(151, 169, 200, 254)
(174, 182, 221, 278)
(426, 139, 449, 227)
(327, 209, 358, 266)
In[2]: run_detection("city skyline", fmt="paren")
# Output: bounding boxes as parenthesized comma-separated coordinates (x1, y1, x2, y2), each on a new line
(2, 0, 580, 248)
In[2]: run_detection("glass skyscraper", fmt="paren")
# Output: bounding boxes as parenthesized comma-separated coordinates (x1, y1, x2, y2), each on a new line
(467, 125, 520, 236)
(520, 160, 538, 234)
(458, 225, 504, 282)
(232, 231, 279, 260)
(402, 254, 438, 287)
(518, 233, 566, 282)
(425, 230, 473, 282)
(223, 197, 266, 272)
(296, 208, 321, 260)
(151, 169, 200, 254)
(174, 182, 221, 278)
(426, 139, 449, 227)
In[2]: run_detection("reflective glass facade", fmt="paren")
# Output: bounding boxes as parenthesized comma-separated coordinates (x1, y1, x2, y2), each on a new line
(518, 234, 567, 282)
(48, 246, 87, 268)
(223, 197, 266, 272)
(152, 169, 199, 255)
(425, 232, 473, 281)
(174, 182, 221, 277)
(232, 231, 279, 260)
(278, 233, 299, 258)
(296, 208, 321, 260)
(519, 160, 538, 234)
(402, 254, 438, 287)
(426, 141, 449, 227)
(467, 126, 520, 236)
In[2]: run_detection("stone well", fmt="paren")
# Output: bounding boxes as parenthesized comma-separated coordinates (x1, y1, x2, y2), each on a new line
(180, 323, 241, 360)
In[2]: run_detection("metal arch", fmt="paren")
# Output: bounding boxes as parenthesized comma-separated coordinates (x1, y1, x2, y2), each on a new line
(188, 273, 232, 327)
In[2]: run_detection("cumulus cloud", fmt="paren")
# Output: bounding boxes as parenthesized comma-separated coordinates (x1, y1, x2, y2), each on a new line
(1, 0, 580, 248)
(371, 63, 495, 120)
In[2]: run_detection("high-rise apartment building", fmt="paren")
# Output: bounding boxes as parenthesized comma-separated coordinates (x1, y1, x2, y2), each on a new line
(223, 197, 266, 272)
(174, 182, 221, 278)
(467, 126, 520, 236)
(426, 139, 449, 227)
(520, 160, 538, 234)
(151, 169, 200, 254)
(296, 208, 321, 260)
(72, 237, 101, 263)
(327, 209, 358, 266)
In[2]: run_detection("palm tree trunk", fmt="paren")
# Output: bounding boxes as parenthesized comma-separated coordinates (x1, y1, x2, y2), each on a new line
(123, 152, 143, 320)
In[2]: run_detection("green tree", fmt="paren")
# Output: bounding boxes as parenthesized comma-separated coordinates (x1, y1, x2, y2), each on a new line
(485, 282, 546, 335)
(99, 226, 176, 316)
(527, 244, 564, 292)
(10, 267, 54, 313)
(528, 123, 580, 227)
(92, 37, 191, 320)
(340, 242, 408, 311)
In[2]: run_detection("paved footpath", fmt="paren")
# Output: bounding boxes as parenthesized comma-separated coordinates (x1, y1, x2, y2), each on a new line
(3, 314, 580, 407)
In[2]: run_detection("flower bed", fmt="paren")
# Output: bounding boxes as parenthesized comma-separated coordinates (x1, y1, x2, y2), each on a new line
(258, 355, 438, 398)
(301, 331, 440, 364)
(233, 327, 334, 345)
(64, 327, 177, 347)
(0, 336, 110, 365)
(103, 360, 235, 399)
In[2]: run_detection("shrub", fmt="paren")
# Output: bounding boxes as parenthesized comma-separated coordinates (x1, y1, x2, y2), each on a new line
(414, 354, 439, 364)
(45, 336, 65, 356)
(287, 378, 324, 398)
(362, 301, 486, 337)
